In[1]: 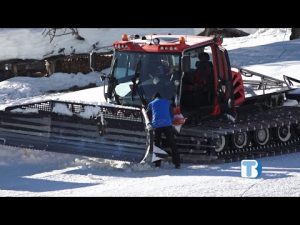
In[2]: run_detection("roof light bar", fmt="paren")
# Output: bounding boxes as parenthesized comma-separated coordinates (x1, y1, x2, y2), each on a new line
(122, 34, 129, 41)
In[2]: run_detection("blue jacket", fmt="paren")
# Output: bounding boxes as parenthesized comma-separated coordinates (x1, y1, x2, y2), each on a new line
(147, 98, 173, 128)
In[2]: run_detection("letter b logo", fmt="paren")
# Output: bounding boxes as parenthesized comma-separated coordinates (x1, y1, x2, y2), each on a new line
(241, 160, 262, 178)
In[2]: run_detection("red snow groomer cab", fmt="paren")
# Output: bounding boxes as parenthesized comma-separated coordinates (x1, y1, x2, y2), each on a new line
(111, 34, 245, 120)
(104, 33, 300, 161)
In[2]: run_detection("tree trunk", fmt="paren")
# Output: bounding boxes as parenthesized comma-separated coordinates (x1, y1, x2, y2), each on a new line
(290, 28, 300, 40)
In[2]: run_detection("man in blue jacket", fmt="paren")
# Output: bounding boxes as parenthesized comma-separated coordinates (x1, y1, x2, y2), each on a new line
(147, 92, 181, 169)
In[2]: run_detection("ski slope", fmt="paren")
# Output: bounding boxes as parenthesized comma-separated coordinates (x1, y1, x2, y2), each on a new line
(0, 145, 299, 197)
(0, 28, 300, 196)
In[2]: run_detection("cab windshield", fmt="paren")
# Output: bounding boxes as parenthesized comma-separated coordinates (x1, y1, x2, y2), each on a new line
(112, 51, 181, 106)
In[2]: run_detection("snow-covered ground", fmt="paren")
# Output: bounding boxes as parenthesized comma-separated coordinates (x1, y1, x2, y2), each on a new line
(0, 72, 102, 106)
(1, 145, 299, 197)
(1, 28, 300, 196)
(226, 28, 300, 79)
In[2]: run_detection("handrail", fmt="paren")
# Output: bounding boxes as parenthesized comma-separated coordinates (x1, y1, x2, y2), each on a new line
(283, 75, 300, 89)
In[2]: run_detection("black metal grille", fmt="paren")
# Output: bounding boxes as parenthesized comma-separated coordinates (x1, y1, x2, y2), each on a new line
(5, 100, 143, 122)
(15, 101, 53, 112)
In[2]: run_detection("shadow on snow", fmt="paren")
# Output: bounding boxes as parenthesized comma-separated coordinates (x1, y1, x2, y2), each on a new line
(0, 165, 98, 193)
(228, 39, 300, 68)
(63, 153, 300, 180)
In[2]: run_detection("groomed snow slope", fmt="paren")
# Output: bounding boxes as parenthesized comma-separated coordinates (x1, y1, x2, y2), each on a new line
(0, 145, 299, 197)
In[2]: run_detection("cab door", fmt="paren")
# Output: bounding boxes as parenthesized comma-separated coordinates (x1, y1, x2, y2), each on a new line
(211, 45, 235, 115)
(181, 45, 215, 112)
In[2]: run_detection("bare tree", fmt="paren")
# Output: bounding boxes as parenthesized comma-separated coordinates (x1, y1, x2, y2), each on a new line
(42, 28, 85, 43)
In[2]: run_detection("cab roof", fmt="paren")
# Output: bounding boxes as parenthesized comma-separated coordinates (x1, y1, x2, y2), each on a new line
(113, 34, 219, 53)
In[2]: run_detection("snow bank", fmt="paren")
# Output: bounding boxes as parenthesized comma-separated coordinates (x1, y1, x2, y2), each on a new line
(0, 145, 78, 166)
(0, 72, 102, 105)
(0, 28, 195, 61)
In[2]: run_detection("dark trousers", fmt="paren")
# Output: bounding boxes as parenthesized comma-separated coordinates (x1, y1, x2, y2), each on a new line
(154, 126, 180, 166)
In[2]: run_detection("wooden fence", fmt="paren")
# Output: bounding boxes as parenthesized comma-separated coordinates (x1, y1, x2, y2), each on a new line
(0, 52, 113, 81)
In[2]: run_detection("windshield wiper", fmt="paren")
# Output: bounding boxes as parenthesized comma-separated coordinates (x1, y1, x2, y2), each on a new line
(106, 57, 119, 100)
(131, 59, 147, 106)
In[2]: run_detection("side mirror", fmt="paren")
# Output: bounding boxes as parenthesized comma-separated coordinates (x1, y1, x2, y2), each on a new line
(89, 51, 97, 71)
(100, 75, 106, 81)
(130, 77, 140, 101)
(182, 55, 190, 73)
(106, 76, 118, 99)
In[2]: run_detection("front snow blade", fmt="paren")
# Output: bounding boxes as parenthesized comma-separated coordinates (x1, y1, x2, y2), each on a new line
(0, 101, 148, 163)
